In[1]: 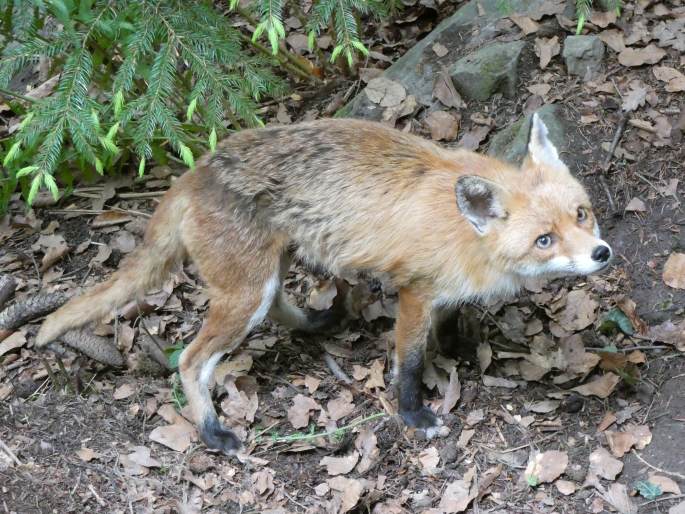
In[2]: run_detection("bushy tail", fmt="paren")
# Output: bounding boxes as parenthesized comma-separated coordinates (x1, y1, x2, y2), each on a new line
(36, 189, 188, 347)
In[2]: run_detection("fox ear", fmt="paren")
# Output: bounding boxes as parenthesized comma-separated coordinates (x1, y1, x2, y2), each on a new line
(527, 113, 566, 169)
(455, 176, 507, 235)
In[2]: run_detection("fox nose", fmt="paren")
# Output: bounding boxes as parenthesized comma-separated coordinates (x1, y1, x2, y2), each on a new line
(591, 245, 611, 263)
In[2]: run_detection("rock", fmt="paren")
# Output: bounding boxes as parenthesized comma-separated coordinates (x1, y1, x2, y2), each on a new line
(450, 41, 525, 101)
(488, 104, 567, 165)
(562, 35, 605, 79)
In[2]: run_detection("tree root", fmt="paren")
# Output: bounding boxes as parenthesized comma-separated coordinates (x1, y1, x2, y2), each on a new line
(0, 275, 17, 311)
(0, 291, 67, 342)
(58, 329, 125, 368)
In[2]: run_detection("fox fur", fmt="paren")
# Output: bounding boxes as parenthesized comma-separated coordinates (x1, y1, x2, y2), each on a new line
(37, 114, 612, 453)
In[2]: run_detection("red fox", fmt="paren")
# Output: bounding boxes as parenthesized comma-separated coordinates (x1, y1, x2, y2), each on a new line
(36, 114, 612, 453)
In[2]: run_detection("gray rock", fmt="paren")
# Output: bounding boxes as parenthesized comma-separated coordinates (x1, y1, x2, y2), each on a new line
(562, 35, 605, 79)
(487, 104, 567, 166)
(450, 41, 525, 102)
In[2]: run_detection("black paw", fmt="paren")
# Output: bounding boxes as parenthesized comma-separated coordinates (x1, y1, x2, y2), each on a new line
(399, 406, 441, 430)
(200, 417, 241, 455)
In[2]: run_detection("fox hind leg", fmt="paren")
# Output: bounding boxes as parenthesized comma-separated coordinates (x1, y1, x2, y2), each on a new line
(179, 271, 280, 454)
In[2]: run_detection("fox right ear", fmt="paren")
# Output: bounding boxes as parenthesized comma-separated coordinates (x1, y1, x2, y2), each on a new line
(455, 176, 507, 235)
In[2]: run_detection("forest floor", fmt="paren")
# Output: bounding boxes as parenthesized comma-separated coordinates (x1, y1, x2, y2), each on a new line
(1, 1, 684, 513)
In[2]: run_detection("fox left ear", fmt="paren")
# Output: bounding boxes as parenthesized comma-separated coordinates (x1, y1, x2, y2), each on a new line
(526, 113, 566, 170)
(455, 176, 507, 235)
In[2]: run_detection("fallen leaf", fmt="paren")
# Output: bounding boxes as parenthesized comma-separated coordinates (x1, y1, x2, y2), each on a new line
(648, 319, 685, 351)
(425, 111, 459, 141)
(304, 375, 321, 394)
(663, 253, 685, 289)
(625, 197, 647, 212)
(308, 280, 337, 310)
(606, 424, 652, 457)
(555, 480, 577, 495)
(221, 375, 258, 423)
(365, 358, 386, 390)
(0, 332, 26, 358)
(120, 446, 161, 475)
(419, 446, 440, 474)
(354, 428, 379, 473)
(557, 290, 598, 331)
(320, 451, 360, 475)
(327, 389, 355, 421)
(92, 211, 133, 228)
(599, 29, 625, 52)
(442, 368, 461, 415)
(648, 474, 682, 495)
(483, 375, 518, 389)
(618, 44, 666, 66)
(328, 476, 365, 513)
(457, 428, 475, 448)
(588, 447, 623, 480)
(366, 77, 406, 108)
(113, 383, 135, 400)
(110, 230, 136, 254)
(466, 408, 484, 426)
(526, 400, 559, 414)
(535, 36, 560, 69)
(433, 68, 464, 109)
(601, 482, 637, 514)
(510, 15, 539, 34)
(252, 468, 275, 495)
(457, 124, 491, 150)
(597, 412, 617, 432)
(432, 42, 449, 57)
(572, 373, 621, 398)
(315, 483, 329, 496)
(149, 423, 196, 452)
(39, 236, 69, 272)
(653, 66, 685, 92)
(524, 450, 568, 485)
(622, 83, 648, 112)
(477, 342, 492, 373)
(76, 447, 98, 462)
(287, 394, 321, 429)
(439, 468, 477, 513)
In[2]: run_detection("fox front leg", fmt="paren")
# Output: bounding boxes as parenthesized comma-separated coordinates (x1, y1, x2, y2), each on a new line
(395, 287, 441, 432)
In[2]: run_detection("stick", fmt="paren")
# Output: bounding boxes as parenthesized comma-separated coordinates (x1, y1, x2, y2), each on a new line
(601, 113, 627, 172)
(0, 438, 22, 466)
(0, 275, 17, 310)
(266, 412, 386, 443)
(631, 450, 685, 480)
(323, 352, 352, 384)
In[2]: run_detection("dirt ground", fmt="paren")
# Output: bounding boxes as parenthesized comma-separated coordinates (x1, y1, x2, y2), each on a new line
(1, 1, 684, 513)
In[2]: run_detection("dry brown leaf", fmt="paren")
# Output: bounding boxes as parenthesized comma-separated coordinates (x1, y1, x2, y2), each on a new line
(457, 428, 475, 449)
(366, 77, 406, 108)
(598, 29, 625, 52)
(221, 375, 258, 423)
(555, 480, 577, 495)
(120, 446, 161, 476)
(352, 364, 370, 381)
(327, 389, 355, 421)
(534, 36, 560, 69)
(252, 468, 275, 495)
(622, 83, 648, 113)
(149, 423, 196, 452)
(648, 474, 682, 495)
(425, 111, 459, 141)
(110, 230, 136, 254)
(510, 15, 539, 34)
(589, 9, 616, 28)
(526, 400, 559, 414)
(466, 408, 484, 426)
(418, 446, 440, 474)
(572, 373, 620, 398)
(618, 44, 666, 66)
(653, 66, 685, 92)
(483, 375, 518, 389)
(625, 197, 647, 212)
(559, 334, 601, 375)
(648, 319, 685, 351)
(76, 447, 98, 462)
(588, 447, 623, 480)
(442, 367, 461, 415)
(354, 428, 379, 473)
(557, 290, 598, 331)
(602, 483, 637, 514)
(457, 124, 491, 151)
(113, 383, 135, 400)
(524, 450, 568, 484)
(617, 296, 648, 335)
(365, 358, 386, 390)
(287, 394, 321, 428)
(308, 280, 337, 310)
(320, 451, 360, 475)
(304, 375, 321, 394)
(606, 424, 652, 457)
(477, 342, 492, 373)
(92, 211, 133, 228)
(598, 411, 617, 432)
(439, 469, 477, 513)
(328, 476, 365, 513)
(432, 42, 448, 57)
(0, 332, 26, 358)
(40, 237, 69, 272)
(433, 69, 464, 109)
(663, 253, 685, 289)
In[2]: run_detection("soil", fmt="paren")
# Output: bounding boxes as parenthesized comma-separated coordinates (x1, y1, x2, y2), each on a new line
(1, 1, 684, 513)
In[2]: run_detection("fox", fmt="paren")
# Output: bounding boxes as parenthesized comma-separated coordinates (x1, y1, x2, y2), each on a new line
(36, 113, 612, 454)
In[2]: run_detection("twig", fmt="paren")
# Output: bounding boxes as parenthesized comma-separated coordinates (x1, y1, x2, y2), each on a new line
(323, 352, 352, 384)
(631, 450, 685, 480)
(0, 438, 22, 466)
(88, 483, 107, 507)
(639, 493, 685, 508)
(265, 412, 386, 443)
(602, 112, 627, 172)
(0, 85, 38, 103)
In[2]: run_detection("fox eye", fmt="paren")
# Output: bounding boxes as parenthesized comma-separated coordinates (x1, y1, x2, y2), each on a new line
(577, 207, 587, 222)
(536, 234, 553, 249)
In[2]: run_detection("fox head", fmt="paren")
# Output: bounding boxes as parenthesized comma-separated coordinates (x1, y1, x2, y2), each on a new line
(456, 113, 612, 279)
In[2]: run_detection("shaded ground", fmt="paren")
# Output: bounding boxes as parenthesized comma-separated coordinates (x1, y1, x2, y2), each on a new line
(1, 0, 684, 513)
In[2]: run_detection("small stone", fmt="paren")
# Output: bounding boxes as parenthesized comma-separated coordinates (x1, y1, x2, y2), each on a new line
(563, 35, 605, 80)
(450, 41, 525, 101)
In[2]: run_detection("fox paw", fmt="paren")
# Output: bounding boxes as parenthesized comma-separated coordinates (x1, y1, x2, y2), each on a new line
(399, 406, 442, 436)
(200, 417, 241, 455)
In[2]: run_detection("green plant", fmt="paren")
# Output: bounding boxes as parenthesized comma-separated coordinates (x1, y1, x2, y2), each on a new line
(0, 0, 395, 213)
(575, 0, 622, 34)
